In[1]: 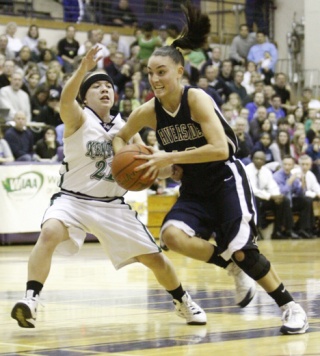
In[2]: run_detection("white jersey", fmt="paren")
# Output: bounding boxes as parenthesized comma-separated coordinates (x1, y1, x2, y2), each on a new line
(42, 107, 160, 269)
(59, 107, 127, 199)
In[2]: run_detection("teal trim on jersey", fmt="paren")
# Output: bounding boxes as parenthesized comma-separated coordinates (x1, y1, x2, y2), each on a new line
(58, 160, 69, 188)
(124, 201, 161, 252)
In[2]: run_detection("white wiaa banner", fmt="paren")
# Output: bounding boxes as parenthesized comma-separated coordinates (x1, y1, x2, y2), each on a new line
(0, 164, 147, 234)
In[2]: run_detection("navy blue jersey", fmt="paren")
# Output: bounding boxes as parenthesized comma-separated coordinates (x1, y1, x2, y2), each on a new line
(155, 86, 239, 198)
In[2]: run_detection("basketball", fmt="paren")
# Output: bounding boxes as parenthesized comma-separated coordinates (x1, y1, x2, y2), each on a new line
(112, 144, 155, 191)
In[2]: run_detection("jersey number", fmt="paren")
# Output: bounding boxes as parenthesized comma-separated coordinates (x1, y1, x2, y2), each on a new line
(90, 160, 114, 182)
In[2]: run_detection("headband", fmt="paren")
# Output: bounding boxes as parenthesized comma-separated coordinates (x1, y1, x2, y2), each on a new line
(79, 73, 114, 102)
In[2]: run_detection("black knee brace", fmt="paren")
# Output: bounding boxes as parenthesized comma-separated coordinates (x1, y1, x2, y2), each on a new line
(232, 249, 271, 281)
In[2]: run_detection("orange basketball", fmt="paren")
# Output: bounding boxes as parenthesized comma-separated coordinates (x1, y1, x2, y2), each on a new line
(112, 144, 155, 191)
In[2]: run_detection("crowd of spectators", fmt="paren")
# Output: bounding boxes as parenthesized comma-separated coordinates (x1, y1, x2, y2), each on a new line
(0, 18, 320, 239)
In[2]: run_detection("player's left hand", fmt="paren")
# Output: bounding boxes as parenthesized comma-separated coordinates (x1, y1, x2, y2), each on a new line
(134, 149, 170, 180)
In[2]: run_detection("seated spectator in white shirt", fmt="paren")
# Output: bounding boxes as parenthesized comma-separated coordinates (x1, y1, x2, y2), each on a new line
(5, 22, 23, 55)
(0, 71, 31, 122)
(245, 150, 296, 239)
(293, 154, 320, 199)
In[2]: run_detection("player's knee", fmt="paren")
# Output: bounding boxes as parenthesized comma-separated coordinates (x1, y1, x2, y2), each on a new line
(39, 221, 67, 248)
(232, 249, 270, 281)
(138, 252, 165, 269)
(161, 227, 181, 251)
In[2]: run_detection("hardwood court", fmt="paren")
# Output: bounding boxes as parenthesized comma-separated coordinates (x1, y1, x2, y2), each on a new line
(1, 239, 320, 356)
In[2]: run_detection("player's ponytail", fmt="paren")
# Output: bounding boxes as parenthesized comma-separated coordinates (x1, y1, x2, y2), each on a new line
(172, 3, 211, 52)
(151, 3, 211, 66)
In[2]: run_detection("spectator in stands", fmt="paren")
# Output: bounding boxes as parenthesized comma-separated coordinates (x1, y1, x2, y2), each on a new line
(0, 59, 15, 89)
(34, 125, 61, 161)
(229, 69, 249, 105)
(126, 44, 141, 74)
(37, 48, 56, 79)
(239, 107, 250, 123)
(219, 59, 234, 87)
(31, 38, 48, 63)
(35, 91, 62, 128)
(233, 116, 253, 165)
(245, 91, 265, 122)
(137, 22, 162, 63)
(249, 105, 268, 143)
(22, 24, 39, 51)
(31, 86, 49, 121)
(290, 129, 308, 163)
(105, 51, 131, 97)
(200, 46, 222, 74)
(0, 34, 15, 60)
(252, 132, 274, 164)
(272, 72, 294, 114)
(259, 50, 274, 85)
(247, 31, 278, 73)
(304, 107, 319, 133)
(245, 150, 294, 239)
(0, 71, 31, 122)
(204, 65, 231, 103)
(157, 24, 168, 46)
(296, 154, 320, 200)
(226, 92, 243, 120)
(5, 21, 23, 55)
(196, 75, 223, 108)
(14, 46, 34, 74)
(77, 29, 109, 69)
(130, 70, 148, 103)
(242, 70, 261, 97)
(57, 25, 80, 74)
(104, 30, 130, 60)
(299, 87, 320, 111)
(267, 94, 286, 120)
(286, 113, 299, 138)
(119, 98, 132, 122)
(293, 105, 305, 125)
(221, 103, 236, 127)
(73, 39, 93, 69)
(111, 0, 137, 28)
(242, 61, 258, 88)
(39, 67, 63, 96)
(260, 116, 276, 142)
(229, 24, 256, 66)
(266, 110, 277, 130)
(306, 136, 320, 182)
(263, 84, 275, 107)
(24, 72, 41, 97)
(4, 111, 36, 161)
(269, 130, 291, 165)
(306, 117, 320, 144)
(273, 155, 315, 238)
(119, 82, 141, 112)
(0, 126, 14, 163)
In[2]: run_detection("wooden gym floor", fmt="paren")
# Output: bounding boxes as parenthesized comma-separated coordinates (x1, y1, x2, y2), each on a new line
(0, 239, 320, 356)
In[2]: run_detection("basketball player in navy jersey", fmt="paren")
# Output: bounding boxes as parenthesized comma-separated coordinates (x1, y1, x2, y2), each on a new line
(113, 4, 308, 335)
(11, 46, 206, 328)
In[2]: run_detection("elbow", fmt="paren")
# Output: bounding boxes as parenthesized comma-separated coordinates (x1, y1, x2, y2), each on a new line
(219, 148, 229, 161)
(216, 142, 229, 161)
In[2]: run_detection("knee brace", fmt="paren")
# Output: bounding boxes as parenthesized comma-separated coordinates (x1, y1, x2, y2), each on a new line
(232, 249, 270, 281)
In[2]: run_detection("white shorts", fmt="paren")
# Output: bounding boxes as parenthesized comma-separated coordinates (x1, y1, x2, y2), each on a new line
(42, 193, 161, 270)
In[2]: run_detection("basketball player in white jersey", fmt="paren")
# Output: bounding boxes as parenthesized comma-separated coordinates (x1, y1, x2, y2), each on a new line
(11, 46, 206, 328)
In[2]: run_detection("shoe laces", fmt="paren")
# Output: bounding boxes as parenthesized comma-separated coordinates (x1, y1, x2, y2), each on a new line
(183, 296, 202, 315)
(282, 303, 303, 323)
